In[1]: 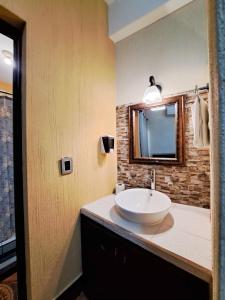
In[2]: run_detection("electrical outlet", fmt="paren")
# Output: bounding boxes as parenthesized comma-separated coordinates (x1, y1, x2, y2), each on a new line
(165, 176, 173, 185)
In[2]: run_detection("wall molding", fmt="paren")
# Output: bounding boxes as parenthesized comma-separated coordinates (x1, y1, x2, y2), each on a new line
(109, 0, 194, 42)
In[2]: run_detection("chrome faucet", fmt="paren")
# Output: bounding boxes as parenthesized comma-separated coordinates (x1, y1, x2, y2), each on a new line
(149, 169, 156, 190)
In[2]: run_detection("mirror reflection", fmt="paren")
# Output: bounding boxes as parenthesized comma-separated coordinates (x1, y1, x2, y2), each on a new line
(133, 103, 177, 159)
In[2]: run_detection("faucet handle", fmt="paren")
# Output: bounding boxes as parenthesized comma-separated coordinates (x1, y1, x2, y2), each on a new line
(150, 169, 155, 178)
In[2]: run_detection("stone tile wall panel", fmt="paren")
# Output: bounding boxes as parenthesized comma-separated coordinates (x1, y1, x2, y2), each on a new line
(116, 93, 210, 208)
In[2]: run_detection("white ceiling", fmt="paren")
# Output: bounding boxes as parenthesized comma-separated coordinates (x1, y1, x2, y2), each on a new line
(106, 0, 194, 42)
(0, 33, 13, 84)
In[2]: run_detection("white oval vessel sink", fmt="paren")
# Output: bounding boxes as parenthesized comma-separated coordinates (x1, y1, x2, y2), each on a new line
(115, 188, 171, 225)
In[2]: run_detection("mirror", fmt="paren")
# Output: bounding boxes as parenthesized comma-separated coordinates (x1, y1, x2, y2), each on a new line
(129, 95, 185, 165)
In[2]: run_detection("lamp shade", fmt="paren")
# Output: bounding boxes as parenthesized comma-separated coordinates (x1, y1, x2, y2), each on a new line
(142, 85, 162, 104)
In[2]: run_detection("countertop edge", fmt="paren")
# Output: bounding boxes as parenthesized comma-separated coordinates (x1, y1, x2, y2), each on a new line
(81, 207, 212, 284)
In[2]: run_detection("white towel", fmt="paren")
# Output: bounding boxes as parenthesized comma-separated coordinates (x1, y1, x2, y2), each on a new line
(192, 95, 210, 148)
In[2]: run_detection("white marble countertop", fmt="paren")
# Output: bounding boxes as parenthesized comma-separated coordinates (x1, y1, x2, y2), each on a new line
(81, 194, 212, 283)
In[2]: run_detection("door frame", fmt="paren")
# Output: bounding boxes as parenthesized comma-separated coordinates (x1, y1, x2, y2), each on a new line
(0, 19, 27, 300)
(207, 0, 225, 299)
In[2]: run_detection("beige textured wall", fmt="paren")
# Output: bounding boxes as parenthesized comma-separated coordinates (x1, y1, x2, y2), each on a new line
(0, 1, 116, 300)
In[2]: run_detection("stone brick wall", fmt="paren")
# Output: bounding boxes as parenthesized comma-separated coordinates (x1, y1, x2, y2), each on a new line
(116, 93, 210, 208)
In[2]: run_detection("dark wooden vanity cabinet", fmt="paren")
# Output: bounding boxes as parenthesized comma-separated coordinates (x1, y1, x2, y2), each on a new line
(81, 215, 209, 300)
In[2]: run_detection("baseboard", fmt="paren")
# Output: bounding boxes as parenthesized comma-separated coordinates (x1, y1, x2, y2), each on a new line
(54, 273, 83, 300)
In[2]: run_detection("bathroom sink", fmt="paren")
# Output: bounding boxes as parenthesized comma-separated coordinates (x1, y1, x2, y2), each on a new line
(115, 188, 171, 225)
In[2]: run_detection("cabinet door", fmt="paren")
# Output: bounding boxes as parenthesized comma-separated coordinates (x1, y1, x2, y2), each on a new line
(81, 216, 126, 300)
(122, 238, 209, 300)
(81, 216, 209, 300)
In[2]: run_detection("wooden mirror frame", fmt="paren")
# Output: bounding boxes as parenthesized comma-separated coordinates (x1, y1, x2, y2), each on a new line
(129, 95, 185, 165)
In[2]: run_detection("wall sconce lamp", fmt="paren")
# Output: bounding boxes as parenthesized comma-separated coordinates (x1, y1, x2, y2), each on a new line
(142, 76, 162, 104)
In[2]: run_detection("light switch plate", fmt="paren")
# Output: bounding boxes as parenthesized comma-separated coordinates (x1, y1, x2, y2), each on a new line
(61, 157, 73, 175)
